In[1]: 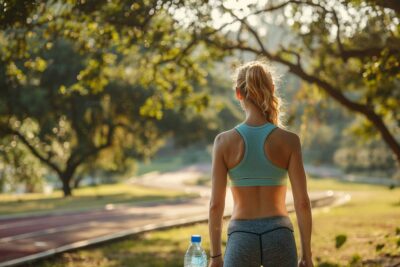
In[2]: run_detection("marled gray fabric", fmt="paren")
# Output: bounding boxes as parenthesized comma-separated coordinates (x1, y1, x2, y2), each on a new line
(223, 215, 297, 267)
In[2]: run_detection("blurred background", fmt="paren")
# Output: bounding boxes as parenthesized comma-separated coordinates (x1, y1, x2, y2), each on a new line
(0, 0, 399, 266)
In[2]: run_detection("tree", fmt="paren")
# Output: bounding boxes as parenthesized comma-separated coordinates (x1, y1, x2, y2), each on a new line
(190, 0, 400, 165)
(0, 132, 46, 193)
(0, 0, 224, 196)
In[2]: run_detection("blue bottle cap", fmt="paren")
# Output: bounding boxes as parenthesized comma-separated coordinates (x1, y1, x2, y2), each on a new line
(191, 234, 201, 243)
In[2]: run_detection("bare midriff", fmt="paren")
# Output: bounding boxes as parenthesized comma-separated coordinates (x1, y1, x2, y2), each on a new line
(229, 185, 288, 220)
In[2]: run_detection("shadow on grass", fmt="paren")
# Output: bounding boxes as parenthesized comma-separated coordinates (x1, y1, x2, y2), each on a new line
(36, 234, 187, 267)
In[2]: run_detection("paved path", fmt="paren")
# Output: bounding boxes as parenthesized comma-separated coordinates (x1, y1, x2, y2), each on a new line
(304, 164, 400, 186)
(0, 163, 348, 267)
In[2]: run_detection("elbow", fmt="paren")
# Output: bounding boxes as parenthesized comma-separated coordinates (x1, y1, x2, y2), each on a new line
(294, 197, 311, 211)
(209, 200, 224, 214)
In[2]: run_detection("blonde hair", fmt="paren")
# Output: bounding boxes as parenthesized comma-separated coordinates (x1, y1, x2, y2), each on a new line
(234, 60, 285, 128)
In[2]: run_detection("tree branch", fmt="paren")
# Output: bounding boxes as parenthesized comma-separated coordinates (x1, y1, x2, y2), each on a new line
(340, 47, 398, 60)
(203, 32, 400, 162)
(0, 124, 62, 175)
(369, 0, 400, 13)
(254, 1, 293, 14)
(157, 33, 198, 65)
(68, 122, 116, 172)
(222, 7, 269, 56)
(331, 8, 346, 61)
(279, 45, 302, 67)
(245, 1, 400, 61)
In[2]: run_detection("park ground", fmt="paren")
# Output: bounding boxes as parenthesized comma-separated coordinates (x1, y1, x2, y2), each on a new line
(0, 147, 207, 217)
(0, 183, 197, 217)
(27, 176, 400, 267)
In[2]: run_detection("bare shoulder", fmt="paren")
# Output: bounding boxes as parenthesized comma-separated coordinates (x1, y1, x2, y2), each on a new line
(274, 127, 301, 149)
(213, 129, 238, 163)
(214, 128, 238, 147)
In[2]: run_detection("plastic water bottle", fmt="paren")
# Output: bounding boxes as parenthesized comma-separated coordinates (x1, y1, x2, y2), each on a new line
(184, 234, 207, 267)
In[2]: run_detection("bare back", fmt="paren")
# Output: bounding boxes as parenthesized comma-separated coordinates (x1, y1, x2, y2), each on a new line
(220, 127, 298, 219)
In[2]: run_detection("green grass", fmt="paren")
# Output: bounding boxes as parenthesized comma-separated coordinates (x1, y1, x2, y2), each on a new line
(35, 223, 211, 267)
(35, 177, 400, 267)
(0, 184, 196, 216)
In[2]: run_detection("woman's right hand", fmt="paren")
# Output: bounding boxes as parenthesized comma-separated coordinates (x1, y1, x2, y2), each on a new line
(298, 258, 314, 267)
(208, 257, 223, 267)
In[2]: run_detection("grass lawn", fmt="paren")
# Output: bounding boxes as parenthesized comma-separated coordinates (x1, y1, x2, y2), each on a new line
(0, 184, 196, 216)
(35, 177, 400, 267)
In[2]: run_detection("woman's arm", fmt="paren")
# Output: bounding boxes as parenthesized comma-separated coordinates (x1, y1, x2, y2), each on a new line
(208, 133, 228, 266)
(287, 134, 313, 266)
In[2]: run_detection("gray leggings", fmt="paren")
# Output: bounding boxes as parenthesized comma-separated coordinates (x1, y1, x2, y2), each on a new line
(224, 215, 297, 267)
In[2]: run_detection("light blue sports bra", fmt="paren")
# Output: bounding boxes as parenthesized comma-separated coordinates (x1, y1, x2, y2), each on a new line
(228, 122, 288, 187)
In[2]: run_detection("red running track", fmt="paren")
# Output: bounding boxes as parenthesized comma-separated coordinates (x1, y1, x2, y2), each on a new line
(0, 190, 339, 266)
(0, 197, 210, 266)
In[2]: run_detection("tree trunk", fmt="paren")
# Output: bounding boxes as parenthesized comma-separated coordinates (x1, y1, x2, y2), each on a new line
(61, 174, 73, 197)
(366, 111, 400, 166)
(73, 175, 84, 189)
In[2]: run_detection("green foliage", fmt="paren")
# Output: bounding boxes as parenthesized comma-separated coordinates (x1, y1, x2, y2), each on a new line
(375, 243, 385, 252)
(0, 0, 233, 196)
(282, 0, 400, 147)
(335, 234, 347, 249)
(191, 0, 400, 164)
(333, 142, 397, 174)
(349, 253, 361, 265)
(0, 133, 46, 193)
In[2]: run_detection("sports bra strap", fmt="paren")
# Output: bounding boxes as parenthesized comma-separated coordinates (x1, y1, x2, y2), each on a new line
(228, 122, 288, 187)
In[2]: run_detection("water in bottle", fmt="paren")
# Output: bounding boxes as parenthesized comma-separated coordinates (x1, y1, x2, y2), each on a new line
(184, 234, 207, 267)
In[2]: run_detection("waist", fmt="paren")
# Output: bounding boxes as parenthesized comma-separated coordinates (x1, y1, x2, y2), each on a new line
(230, 184, 287, 217)
(231, 206, 288, 221)
(228, 215, 294, 235)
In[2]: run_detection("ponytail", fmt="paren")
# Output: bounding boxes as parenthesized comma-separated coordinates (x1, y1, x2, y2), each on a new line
(235, 60, 284, 128)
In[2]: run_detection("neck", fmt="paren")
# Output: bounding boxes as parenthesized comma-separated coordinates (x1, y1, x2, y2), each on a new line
(242, 100, 268, 125)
